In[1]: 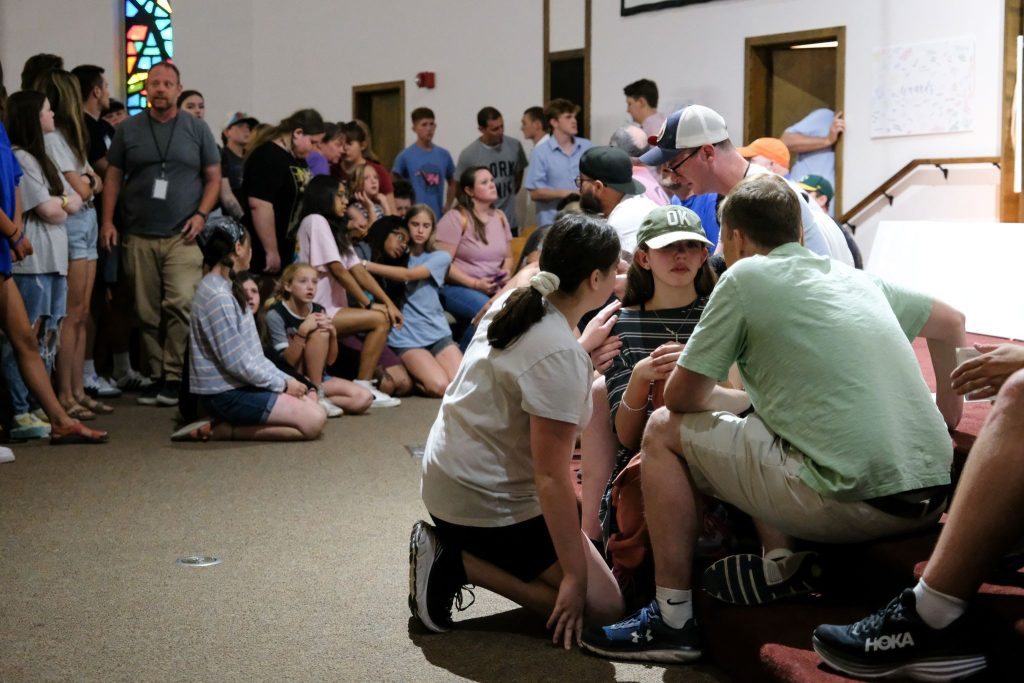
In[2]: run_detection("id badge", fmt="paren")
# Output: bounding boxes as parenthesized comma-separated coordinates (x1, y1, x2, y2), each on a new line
(152, 178, 169, 200)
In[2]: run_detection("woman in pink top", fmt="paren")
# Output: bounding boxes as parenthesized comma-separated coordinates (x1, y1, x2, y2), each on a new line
(436, 166, 513, 350)
(295, 175, 410, 407)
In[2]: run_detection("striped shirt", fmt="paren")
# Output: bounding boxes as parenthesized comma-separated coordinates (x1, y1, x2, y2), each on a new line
(189, 273, 290, 395)
(604, 297, 710, 481)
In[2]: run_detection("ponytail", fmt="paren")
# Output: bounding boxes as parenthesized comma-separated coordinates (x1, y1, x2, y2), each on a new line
(487, 213, 619, 349)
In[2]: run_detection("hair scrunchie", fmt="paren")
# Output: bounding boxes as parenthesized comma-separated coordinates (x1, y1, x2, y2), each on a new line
(529, 271, 560, 297)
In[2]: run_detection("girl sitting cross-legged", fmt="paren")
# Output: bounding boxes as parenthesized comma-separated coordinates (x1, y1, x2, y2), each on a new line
(363, 205, 462, 398)
(263, 262, 373, 417)
(172, 217, 326, 442)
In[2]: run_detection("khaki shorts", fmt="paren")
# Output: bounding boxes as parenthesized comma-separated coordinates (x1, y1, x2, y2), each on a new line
(678, 412, 943, 543)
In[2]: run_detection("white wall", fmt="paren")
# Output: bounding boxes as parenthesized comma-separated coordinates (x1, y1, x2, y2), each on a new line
(1, 0, 1005, 215)
(591, 0, 1005, 215)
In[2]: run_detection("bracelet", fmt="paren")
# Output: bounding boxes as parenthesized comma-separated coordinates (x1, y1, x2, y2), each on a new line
(195, 210, 209, 220)
(85, 174, 95, 189)
(619, 392, 648, 413)
(60, 195, 69, 209)
(10, 231, 25, 246)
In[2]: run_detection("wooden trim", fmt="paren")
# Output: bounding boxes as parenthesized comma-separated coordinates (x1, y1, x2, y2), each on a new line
(351, 79, 406, 108)
(543, 0, 550, 103)
(838, 157, 1001, 226)
(1000, 0, 1023, 221)
(744, 26, 846, 213)
(549, 48, 585, 60)
(584, 0, 592, 138)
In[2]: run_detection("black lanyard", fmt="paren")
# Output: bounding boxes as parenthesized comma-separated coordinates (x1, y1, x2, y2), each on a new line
(146, 111, 179, 177)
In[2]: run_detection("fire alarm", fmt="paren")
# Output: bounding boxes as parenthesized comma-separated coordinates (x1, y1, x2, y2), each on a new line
(415, 72, 436, 89)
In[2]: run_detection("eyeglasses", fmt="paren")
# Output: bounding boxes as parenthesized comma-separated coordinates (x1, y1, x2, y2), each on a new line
(574, 175, 593, 189)
(390, 231, 409, 244)
(666, 147, 702, 175)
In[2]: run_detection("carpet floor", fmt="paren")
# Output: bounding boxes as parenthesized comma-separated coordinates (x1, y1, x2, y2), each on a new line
(0, 396, 727, 682)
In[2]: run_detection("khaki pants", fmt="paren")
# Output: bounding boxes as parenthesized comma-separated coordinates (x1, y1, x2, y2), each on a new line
(678, 411, 944, 543)
(122, 233, 202, 382)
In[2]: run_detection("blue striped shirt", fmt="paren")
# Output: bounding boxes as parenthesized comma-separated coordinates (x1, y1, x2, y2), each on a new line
(189, 273, 290, 394)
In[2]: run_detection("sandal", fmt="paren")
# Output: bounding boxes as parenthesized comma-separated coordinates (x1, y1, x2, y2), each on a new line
(170, 420, 213, 442)
(50, 420, 108, 445)
(76, 395, 114, 415)
(61, 400, 97, 421)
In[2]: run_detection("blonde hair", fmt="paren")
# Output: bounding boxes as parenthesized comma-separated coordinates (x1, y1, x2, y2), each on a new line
(273, 262, 318, 303)
(349, 162, 379, 198)
(404, 203, 437, 252)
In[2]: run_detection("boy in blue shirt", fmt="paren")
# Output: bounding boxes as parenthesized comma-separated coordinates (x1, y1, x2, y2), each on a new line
(392, 108, 455, 220)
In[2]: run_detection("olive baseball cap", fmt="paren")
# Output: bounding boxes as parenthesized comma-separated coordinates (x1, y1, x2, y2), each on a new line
(635, 205, 713, 249)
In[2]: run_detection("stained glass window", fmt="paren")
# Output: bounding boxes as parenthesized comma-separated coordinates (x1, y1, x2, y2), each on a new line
(124, 0, 174, 115)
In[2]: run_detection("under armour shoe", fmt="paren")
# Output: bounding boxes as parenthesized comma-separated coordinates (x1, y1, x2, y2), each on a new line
(408, 520, 473, 633)
(702, 551, 822, 605)
(581, 600, 702, 663)
(812, 588, 987, 681)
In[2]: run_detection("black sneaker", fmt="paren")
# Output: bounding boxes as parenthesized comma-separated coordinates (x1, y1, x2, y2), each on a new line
(812, 589, 987, 681)
(408, 520, 472, 632)
(702, 551, 822, 605)
(136, 381, 163, 406)
(156, 380, 180, 406)
(581, 600, 702, 663)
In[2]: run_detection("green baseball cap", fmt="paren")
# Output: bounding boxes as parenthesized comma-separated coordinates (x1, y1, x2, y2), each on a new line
(797, 174, 834, 201)
(635, 205, 713, 249)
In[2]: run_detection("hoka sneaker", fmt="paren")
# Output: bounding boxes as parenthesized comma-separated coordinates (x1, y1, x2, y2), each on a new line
(813, 589, 987, 681)
(408, 520, 472, 632)
(581, 600, 702, 663)
(702, 551, 822, 605)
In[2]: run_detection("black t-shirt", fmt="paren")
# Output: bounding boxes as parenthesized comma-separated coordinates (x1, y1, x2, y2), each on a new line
(83, 113, 115, 165)
(242, 142, 310, 273)
(221, 146, 244, 194)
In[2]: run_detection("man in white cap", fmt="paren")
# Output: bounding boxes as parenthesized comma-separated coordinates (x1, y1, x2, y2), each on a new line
(637, 105, 853, 266)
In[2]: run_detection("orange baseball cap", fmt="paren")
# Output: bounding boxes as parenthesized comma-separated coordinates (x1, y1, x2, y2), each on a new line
(737, 137, 790, 170)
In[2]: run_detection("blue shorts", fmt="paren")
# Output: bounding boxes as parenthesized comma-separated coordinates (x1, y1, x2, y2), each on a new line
(14, 273, 67, 332)
(202, 387, 279, 425)
(392, 335, 456, 358)
(66, 206, 99, 261)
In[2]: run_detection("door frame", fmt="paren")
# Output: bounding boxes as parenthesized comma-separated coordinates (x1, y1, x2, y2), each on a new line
(1000, 0, 1023, 221)
(744, 26, 846, 213)
(543, 0, 591, 136)
(351, 80, 405, 162)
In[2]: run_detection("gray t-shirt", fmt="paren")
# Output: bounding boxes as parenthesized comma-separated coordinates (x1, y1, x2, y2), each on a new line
(12, 150, 70, 276)
(45, 130, 89, 176)
(456, 137, 528, 228)
(106, 111, 219, 237)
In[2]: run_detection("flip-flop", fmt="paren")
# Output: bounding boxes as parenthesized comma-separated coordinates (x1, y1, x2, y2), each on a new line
(76, 396, 114, 415)
(61, 400, 97, 422)
(50, 420, 108, 445)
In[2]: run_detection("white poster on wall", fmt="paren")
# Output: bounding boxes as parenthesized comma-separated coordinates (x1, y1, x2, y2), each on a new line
(871, 38, 975, 138)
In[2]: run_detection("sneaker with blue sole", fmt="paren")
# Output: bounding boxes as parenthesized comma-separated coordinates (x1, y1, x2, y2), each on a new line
(581, 600, 702, 663)
(813, 588, 987, 681)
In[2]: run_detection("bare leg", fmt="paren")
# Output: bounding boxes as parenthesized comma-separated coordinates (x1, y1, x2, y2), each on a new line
(581, 375, 617, 540)
(322, 377, 373, 414)
(2, 279, 75, 429)
(332, 308, 390, 380)
(462, 529, 623, 626)
(400, 348, 451, 397)
(57, 258, 91, 404)
(923, 369, 1024, 600)
(641, 408, 702, 590)
(210, 392, 327, 441)
(435, 344, 463, 382)
(380, 364, 413, 396)
(301, 329, 330, 390)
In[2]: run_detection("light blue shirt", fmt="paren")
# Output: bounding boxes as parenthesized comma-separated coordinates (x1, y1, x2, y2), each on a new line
(786, 108, 836, 189)
(392, 143, 455, 220)
(524, 135, 593, 227)
(387, 250, 452, 349)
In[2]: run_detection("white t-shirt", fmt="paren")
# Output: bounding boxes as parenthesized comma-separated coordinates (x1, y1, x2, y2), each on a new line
(45, 130, 89, 175)
(295, 213, 361, 319)
(607, 194, 659, 256)
(421, 289, 594, 527)
(11, 150, 70, 276)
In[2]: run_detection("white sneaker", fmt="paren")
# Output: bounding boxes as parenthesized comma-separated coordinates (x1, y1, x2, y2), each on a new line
(85, 373, 123, 398)
(0, 446, 14, 463)
(354, 379, 401, 408)
(317, 391, 344, 418)
(115, 368, 155, 392)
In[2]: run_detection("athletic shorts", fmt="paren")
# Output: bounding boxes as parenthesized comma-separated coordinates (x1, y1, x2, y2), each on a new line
(203, 387, 278, 425)
(431, 514, 557, 584)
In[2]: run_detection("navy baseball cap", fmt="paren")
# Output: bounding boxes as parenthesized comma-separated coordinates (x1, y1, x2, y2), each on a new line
(639, 105, 730, 166)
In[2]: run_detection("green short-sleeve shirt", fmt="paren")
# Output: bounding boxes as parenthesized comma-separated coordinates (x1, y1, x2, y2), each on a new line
(680, 242, 951, 501)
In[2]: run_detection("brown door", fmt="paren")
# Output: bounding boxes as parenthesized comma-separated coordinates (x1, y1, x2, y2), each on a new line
(352, 81, 405, 170)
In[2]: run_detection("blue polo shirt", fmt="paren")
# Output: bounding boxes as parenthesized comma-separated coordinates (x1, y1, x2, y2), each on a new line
(524, 135, 592, 227)
(0, 122, 22, 277)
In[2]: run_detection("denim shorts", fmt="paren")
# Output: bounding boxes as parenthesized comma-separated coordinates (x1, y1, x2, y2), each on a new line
(202, 387, 279, 425)
(15, 273, 67, 332)
(392, 335, 456, 358)
(66, 206, 99, 261)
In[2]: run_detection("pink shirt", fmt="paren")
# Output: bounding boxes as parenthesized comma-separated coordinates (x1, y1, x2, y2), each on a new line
(435, 208, 512, 281)
(296, 214, 360, 319)
(633, 165, 670, 206)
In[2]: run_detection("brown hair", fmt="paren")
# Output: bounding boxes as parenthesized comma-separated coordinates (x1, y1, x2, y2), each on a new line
(622, 244, 717, 307)
(718, 174, 802, 249)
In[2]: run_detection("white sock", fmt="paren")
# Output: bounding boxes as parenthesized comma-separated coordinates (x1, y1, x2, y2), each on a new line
(913, 579, 967, 629)
(84, 359, 97, 377)
(655, 586, 693, 628)
(113, 353, 131, 378)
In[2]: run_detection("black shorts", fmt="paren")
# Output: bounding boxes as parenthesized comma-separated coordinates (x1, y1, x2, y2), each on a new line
(431, 514, 558, 584)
